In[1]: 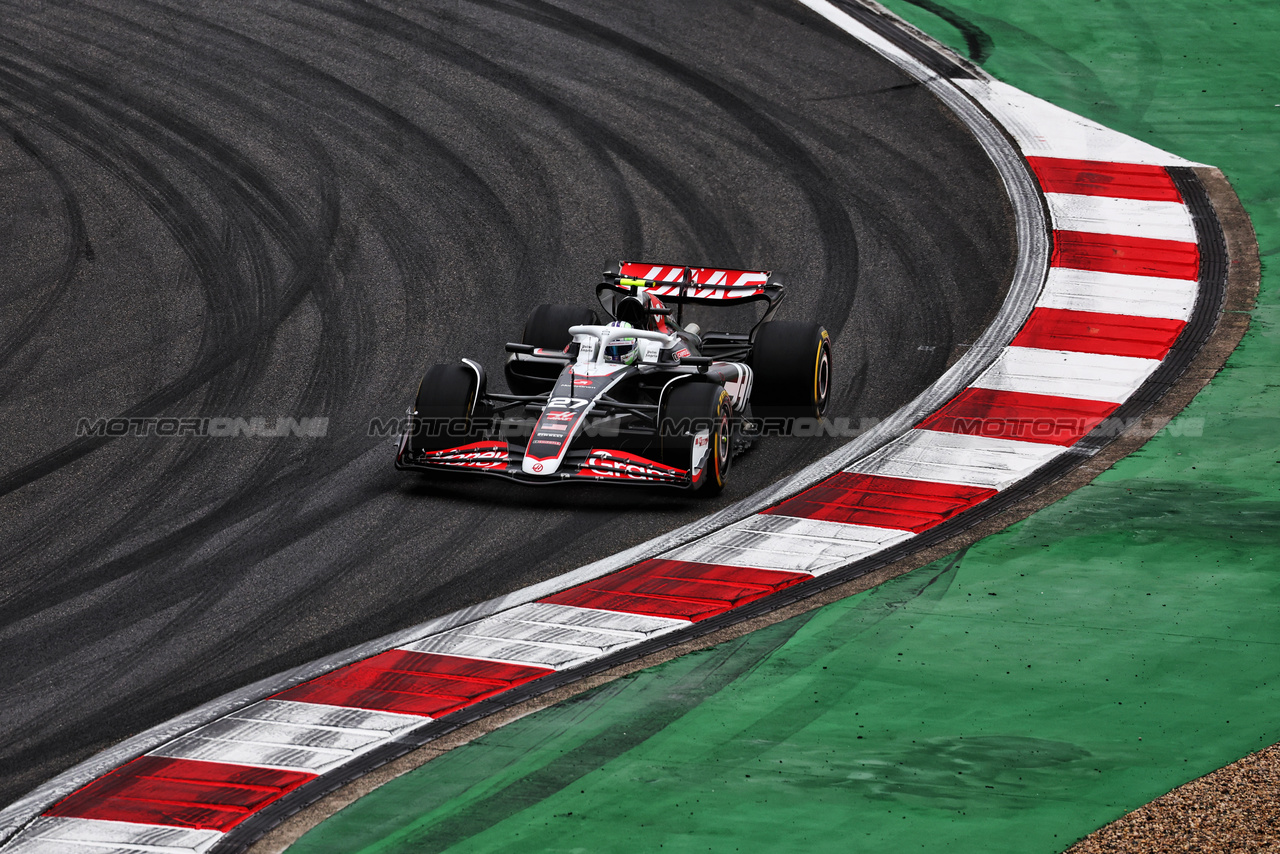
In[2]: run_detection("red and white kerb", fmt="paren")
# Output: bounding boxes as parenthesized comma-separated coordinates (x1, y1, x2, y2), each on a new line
(2, 41, 1213, 854)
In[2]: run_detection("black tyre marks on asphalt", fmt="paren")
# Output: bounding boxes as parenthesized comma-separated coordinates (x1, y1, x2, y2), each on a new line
(0, 126, 90, 400)
(0, 0, 1013, 806)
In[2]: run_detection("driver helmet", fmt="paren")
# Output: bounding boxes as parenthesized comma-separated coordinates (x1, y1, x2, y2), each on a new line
(604, 321, 639, 365)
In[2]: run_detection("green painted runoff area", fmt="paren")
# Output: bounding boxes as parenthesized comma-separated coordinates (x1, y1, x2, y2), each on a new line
(290, 2, 1279, 851)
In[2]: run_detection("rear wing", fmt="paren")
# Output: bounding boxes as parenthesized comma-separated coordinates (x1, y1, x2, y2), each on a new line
(599, 262, 786, 334)
(602, 262, 784, 305)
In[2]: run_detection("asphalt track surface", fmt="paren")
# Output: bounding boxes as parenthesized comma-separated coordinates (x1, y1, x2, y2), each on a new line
(0, 0, 1014, 807)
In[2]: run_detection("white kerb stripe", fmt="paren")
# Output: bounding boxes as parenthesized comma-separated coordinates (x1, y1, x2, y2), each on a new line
(401, 602, 684, 670)
(419, 615, 659, 656)
(148, 699, 424, 775)
(847, 430, 1064, 490)
(972, 347, 1161, 404)
(664, 514, 913, 575)
(169, 719, 368, 755)
(151, 737, 347, 774)
(1044, 193, 1195, 243)
(401, 634, 587, 670)
(223, 699, 421, 734)
(1038, 267, 1197, 321)
(954, 78, 1201, 166)
(503, 603, 686, 636)
(0, 817, 221, 854)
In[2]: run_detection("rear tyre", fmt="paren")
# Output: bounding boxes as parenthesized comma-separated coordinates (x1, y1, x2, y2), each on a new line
(508, 304, 600, 395)
(750, 321, 832, 421)
(522, 304, 598, 350)
(410, 363, 482, 453)
(662, 381, 732, 495)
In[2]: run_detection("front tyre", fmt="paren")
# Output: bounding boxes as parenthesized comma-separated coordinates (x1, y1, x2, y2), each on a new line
(410, 363, 483, 454)
(663, 382, 732, 495)
(750, 321, 832, 420)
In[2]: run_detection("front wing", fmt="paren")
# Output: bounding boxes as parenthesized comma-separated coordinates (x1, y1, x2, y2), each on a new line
(395, 434, 697, 488)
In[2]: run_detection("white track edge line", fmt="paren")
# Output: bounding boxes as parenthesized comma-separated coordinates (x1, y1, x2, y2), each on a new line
(0, 0, 1052, 836)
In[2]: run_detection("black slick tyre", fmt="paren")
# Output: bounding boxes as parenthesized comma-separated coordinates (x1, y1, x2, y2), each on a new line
(411, 363, 481, 453)
(522, 304, 598, 350)
(662, 381, 732, 495)
(507, 304, 599, 395)
(750, 321, 832, 421)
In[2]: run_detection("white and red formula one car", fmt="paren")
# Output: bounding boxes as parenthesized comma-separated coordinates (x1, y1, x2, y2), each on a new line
(395, 262, 831, 494)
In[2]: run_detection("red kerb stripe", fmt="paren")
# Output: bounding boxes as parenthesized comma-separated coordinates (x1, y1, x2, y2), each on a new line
(541, 559, 808, 621)
(1052, 230, 1199, 280)
(273, 650, 552, 718)
(44, 756, 314, 831)
(918, 387, 1120, 446)
(1027, 157, 1182, 202)
(762, 472, 996, 533)
(1010, 307, 1186, 359)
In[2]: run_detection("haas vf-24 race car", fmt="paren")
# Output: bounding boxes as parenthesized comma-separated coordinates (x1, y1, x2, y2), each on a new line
(395, 262, 832, 494)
